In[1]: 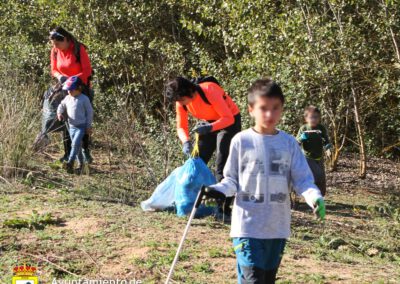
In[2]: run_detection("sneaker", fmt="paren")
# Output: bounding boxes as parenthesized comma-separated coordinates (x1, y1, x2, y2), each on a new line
(82, 149, 93, 164)
(63, 162, 74, 174)
(59, 155, 69, 163)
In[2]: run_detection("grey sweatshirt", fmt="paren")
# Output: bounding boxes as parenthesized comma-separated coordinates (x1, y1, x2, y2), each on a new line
(57, 94, 93, 127)
(212, 128, 322, 239)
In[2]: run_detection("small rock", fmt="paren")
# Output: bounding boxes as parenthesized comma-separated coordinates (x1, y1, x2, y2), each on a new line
(367, 248, 379, 256)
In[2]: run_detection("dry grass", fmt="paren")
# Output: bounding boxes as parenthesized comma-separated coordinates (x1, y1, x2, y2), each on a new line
(0, 145, 399, 283)
(0, 79, 42, 178)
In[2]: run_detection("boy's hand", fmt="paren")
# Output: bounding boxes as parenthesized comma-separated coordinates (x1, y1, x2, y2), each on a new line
(193, 122, 212, 135)
(182, 141, 193, 157)
(57, 113, 64, 121)
(202, 186, 226, 202)
(86, 128, 93, 135)
(299, 132, 308, 142)
(313, 197, 326, 220)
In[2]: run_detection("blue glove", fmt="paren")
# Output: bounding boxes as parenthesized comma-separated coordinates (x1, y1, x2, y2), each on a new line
(299, 132, 308, 142)
(182, 141, 193, 157)
(324, 143, 333, 150)
(193, 122, 212, 135)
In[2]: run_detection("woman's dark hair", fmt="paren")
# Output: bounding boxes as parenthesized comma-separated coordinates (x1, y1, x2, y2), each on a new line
(49, 26, 77, 43)
(165, 77, 197, 102)
(247, 78, 284, 106)
(50, 27, 85, 63)
(304, 105, 321, 117)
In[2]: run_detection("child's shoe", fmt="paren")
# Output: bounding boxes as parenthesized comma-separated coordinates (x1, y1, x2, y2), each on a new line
(63, 161, 74, 174)
(59, 154, 69, 163)
(82, 149, 93, 164)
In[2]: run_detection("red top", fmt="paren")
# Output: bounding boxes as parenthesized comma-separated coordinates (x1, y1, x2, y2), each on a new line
(176, 82, 240, 143)
(50, 42, 92, 85)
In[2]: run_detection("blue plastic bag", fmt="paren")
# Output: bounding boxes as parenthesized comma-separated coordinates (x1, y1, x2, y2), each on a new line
(175, 157, 216, 217)
(140, 167, 181, 211)
(141, 157, 216, 217)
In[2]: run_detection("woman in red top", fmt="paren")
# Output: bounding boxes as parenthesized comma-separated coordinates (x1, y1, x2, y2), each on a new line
(50, 27, 92, 87)
(165, 77, 241, 219)
(49, 27, 93, 163)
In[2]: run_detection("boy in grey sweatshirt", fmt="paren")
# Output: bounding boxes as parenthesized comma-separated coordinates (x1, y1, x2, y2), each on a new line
(57, 76, 93, 173)
(203, 78, 325, 283)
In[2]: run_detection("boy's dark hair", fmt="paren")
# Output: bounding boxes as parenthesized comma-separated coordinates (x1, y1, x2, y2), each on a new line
(304, 105, 321, 117)
(247, 78, 284, 106)
(165, 77, 197, 102)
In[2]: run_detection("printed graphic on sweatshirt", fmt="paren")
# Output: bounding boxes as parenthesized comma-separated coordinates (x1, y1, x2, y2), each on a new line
(269, 148, 290, 176)
(241, 157, 265, 175)
(268, 148, 290, 203)
(240, 151, 266, 204)
(268, 176, 288, 203)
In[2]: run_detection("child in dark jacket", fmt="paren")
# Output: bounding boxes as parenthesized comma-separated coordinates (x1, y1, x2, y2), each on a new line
(296, 105, 332, 196)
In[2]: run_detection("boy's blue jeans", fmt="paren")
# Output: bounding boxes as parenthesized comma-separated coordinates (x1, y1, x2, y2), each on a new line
(233, 238, 286, 284)
(67, 124, 86, 164)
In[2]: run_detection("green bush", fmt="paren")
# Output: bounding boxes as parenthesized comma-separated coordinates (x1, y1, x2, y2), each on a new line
(1, 0, 400, 180)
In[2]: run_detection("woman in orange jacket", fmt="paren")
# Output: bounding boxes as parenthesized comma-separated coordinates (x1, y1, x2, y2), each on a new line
(49, 27, 93, 163)
(165, 77, 241, 219)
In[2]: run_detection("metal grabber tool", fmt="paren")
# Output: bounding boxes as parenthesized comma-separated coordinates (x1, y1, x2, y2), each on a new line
(165, 185, 206, 284)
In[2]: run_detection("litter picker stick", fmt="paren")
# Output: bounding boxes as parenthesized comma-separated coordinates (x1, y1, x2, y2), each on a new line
(165, 186, 205, 284)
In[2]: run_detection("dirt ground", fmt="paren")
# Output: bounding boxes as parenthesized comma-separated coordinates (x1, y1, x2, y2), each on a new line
(0, 150, 399, 283)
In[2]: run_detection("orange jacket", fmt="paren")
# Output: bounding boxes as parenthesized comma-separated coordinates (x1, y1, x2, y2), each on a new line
(51, 42, 92, 85)
(176, 82, 240, 143)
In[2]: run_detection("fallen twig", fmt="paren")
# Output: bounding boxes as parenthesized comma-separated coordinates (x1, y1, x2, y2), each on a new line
(22, 252, 83, 279)
(0, 175, 11, 185)
(0, 165, 41, 174)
